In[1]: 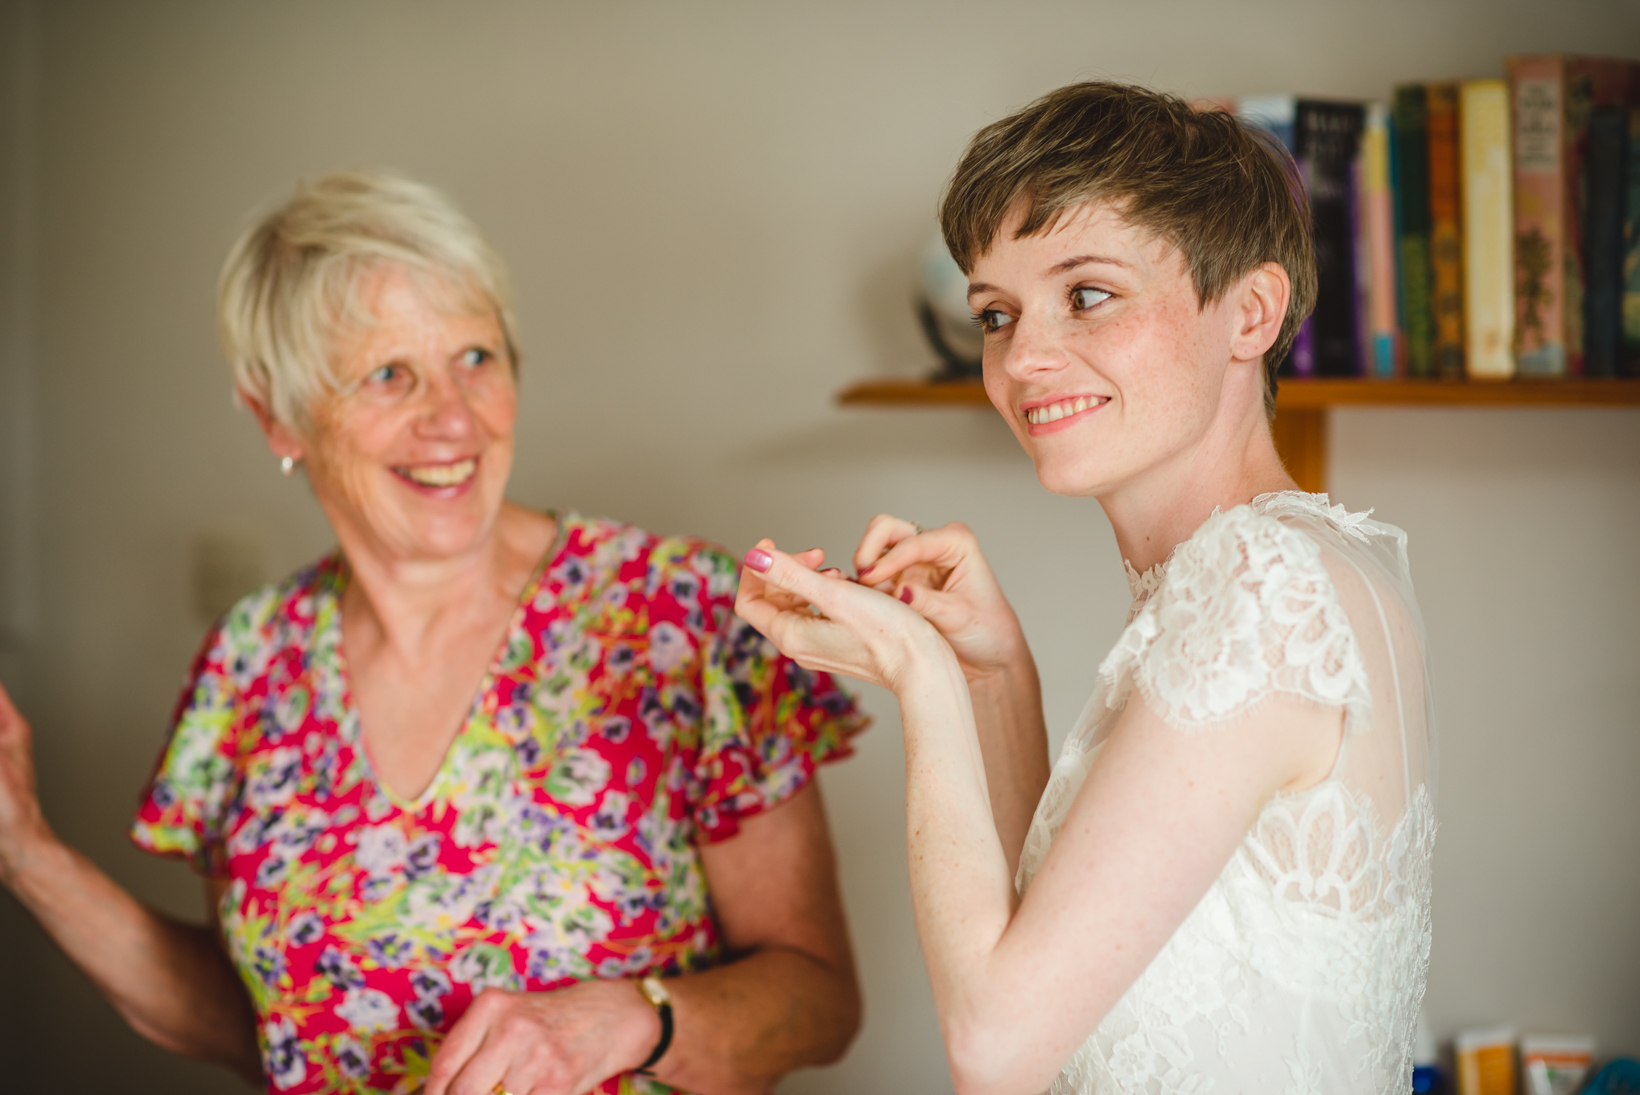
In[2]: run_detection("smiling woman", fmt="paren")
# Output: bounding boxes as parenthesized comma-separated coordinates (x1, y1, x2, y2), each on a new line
(0, 172, 867, 1095)
(738, 82, 1435, 1095)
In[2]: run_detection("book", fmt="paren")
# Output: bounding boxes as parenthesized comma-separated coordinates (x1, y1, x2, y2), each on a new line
(1393, 85, 1435, 378)
(1427, 83, 1465, 378)
(1583, 105, 1628, 377)
(1508, 55, 1640, 376)
(1296, 99, 1367, 376)
(1238, 94, 1296, 155)
(1625, 107, 1640, 375)
(1460, 80, 1515, 378)
(1360, 102, 1399, 376)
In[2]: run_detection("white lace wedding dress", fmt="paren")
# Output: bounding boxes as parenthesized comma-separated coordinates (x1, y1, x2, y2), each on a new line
(1017, 492, 1436, 1095)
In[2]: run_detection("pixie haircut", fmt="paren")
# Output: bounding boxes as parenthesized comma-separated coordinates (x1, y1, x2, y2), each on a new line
(218, 171, 518, 431)
(940, 81, 1316, 416)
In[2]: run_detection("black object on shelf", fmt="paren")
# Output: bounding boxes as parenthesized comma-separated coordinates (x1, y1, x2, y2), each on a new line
(916, 298, 983, 381)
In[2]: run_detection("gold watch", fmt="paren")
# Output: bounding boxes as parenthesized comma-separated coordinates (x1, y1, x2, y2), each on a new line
(634, 975, 674, 1075)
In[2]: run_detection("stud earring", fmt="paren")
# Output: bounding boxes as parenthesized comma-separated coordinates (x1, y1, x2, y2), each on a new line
(280, 455, 298, 476)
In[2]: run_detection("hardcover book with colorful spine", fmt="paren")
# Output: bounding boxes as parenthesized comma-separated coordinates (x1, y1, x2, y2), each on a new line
(1460, 80, 1515, 378)
(1394, 85, 1434, 378)
(1508, 55, 1640, 376)
(1427, 83, 1465, 378)
(1296, 99, 1367, 376)
(1361, 102, 1400, 376)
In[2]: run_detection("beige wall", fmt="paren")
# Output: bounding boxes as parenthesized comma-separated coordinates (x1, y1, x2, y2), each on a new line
(1, 0, 1636, 1088)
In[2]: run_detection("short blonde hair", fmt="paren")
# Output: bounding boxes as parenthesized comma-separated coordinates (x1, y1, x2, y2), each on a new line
(218, 171, 519, 431)
(940, 82, 1316, 417)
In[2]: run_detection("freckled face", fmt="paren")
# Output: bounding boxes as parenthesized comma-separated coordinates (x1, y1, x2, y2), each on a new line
(968, 201, 1241, 498)
(300, 265, 517, 563)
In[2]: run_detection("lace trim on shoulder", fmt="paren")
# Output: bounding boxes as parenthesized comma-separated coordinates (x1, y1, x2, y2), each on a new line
(1253, 491, 1412, 572)
(1123, 558, 1168, 619)
(1102, 505, 1371, 734)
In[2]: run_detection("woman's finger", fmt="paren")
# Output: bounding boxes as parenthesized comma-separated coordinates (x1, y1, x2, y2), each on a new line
(423, 1003, 490, 1095)
(743, 545, 847, 615)
(852, 514, 923, 575)
(440, 1038, 511, 1095)
(857, 525, 967, 588)
(791, 547, 826, 571)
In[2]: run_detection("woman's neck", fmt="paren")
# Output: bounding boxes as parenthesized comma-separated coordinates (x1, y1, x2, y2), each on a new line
(1100, 412, 1297, 576)
(332, 503, 556, 659)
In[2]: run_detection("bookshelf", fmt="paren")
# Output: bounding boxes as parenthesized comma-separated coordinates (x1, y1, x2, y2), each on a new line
(835, 377, 1640, 493)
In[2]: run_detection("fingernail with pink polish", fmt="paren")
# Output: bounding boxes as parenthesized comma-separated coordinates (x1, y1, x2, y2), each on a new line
(744, 549, 773, 573)
(899, 586, 914, 604)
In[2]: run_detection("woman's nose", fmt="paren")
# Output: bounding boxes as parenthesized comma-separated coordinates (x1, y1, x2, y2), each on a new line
(415, 370, 478, 438)
(999, 314, 1068, 381)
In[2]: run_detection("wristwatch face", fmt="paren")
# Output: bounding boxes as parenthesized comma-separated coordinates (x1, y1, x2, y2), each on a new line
(640, 975, 672, 1008)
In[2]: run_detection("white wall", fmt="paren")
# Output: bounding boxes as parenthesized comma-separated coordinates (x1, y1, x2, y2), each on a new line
(1, 1, 1636, 1089)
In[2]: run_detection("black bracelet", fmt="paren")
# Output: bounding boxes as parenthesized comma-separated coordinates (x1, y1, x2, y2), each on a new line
(635, 997, 674, 1075)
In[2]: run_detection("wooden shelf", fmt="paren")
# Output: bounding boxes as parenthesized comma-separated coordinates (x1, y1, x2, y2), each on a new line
(837, 376, 1640, 409)
(836, 376, 1640, 494)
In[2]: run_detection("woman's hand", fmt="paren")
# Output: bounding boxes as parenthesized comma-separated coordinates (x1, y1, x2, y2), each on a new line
(0, 679, 52, 887)
(423, 979, 659, 1095)
(851, 516, 1030, 684)
(735, 540, 953, 694)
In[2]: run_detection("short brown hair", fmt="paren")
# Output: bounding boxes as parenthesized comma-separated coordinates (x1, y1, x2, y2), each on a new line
(940, 81, 1316, 416)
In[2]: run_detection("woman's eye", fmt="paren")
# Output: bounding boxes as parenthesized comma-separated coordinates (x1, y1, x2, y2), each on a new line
(368, 364, 405, 385)
(460, 348, 491, 368)
(975, 309, 1015, 334)
(1071, 287, 1112, 311)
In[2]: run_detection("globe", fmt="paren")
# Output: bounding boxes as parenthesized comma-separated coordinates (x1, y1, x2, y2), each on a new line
(917, 230, 983, 378)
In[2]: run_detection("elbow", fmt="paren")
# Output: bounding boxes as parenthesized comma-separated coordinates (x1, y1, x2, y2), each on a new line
(807, 967, 865, 1068)
(943, 1015, 1034, 1095)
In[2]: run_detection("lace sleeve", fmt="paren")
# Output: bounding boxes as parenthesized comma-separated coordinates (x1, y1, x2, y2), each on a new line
(1120, 507, 1370, 734)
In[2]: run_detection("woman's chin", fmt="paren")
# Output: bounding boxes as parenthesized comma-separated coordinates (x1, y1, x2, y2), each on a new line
(1032, 456, 1112, 499)
(359, 499, 500, 563)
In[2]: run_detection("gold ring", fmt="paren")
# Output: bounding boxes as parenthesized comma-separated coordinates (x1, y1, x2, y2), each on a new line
(494, 1086, 515, 1095)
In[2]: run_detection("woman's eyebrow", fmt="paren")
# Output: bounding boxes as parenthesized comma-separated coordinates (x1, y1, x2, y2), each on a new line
(966, 254, 1134, 299)
(1048, 254, 1131, 274)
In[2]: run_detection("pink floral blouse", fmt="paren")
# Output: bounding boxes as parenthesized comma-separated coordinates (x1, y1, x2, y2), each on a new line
(130, 514, 867, 1094)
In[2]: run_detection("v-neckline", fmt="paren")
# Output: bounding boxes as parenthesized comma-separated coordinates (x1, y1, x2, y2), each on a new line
(320, 512, 572, 813)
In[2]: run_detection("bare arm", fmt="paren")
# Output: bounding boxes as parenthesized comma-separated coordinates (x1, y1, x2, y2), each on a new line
(737, 544, 1338, 1095)
(851, 517, 1050, 878)
(0, 682, 260, 1083)
(424, 781, 860, 1095)
(657, 780, 861, 1092)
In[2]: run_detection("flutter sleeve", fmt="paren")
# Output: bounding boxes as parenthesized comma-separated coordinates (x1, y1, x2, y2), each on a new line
(1116, 506, 1371, 735)
(129, 617, 250, 876)
(681, 546, 870, 842)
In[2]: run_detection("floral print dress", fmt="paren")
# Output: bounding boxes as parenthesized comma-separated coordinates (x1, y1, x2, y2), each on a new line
(131, 513, 867, 1095)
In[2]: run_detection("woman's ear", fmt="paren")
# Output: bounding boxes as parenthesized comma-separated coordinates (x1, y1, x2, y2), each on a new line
(240, 390, 305, 465)
(1230, 262, 1291, 363)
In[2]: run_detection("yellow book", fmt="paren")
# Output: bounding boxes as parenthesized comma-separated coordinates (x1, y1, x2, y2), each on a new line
(1461, 79, 1515, 377)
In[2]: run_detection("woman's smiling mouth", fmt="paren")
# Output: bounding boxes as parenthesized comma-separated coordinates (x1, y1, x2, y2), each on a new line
(1024, 395, 1109, 428)
(395, 458, 477, 488)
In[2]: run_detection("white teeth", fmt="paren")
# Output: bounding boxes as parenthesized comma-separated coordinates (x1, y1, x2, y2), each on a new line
(1026, 397, 1104, 425)
(402, 459, 476, 487)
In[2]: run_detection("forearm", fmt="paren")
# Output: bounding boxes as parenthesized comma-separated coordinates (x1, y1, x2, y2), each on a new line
(898, 648, 1024, 1071)
(964, 654, 1050, 880)
(7, 835, 259, 1078)
(653, 944, 861, 1095)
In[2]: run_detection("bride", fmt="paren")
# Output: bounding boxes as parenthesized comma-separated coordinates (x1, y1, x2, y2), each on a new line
(736, 81, 1434, 1094)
